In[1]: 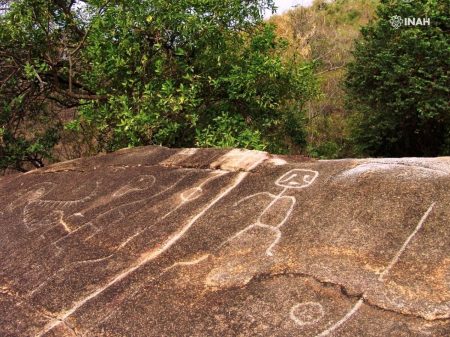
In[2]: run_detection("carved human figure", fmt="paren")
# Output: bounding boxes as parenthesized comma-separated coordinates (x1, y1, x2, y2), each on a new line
(221, 169, 319, 256)
(207, 169, 319, 289)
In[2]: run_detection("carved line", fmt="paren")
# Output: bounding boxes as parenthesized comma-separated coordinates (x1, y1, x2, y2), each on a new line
(218, 223, 282, 256)
(38, 181, 101, 205)
(28, 173, 192, 298)
(51, 174, 189, 251)
(275, 169, 319, 189)
(6, 182, 55, 213)
(314, 298, 364, 337)
(138, 172, 247, 263)
(57, 211, 72, 233)
(220, 169, 319, 256)
(35, 172, 248, 337)
(92, 254, 211, 329)
(28, 229, 139, 299)
(219, 189, 289, 256)
(233, 191, 275, 207)
(112, 175, 156, 198)
(22, 182, 101, 231)
(378, 202, 436, 281)
(307, 202, 436, 337)
(161, 172, 225, 220)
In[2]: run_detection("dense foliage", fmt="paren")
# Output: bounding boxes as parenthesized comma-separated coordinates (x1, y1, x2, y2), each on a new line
(346, 0, 450, 156)
(0, 0, 317, 172)
(1, 0, 448, 172)
(270, 0, 378, 158)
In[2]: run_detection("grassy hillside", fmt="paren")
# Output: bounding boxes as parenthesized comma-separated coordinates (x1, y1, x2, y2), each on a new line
(270, 0, 378, 158)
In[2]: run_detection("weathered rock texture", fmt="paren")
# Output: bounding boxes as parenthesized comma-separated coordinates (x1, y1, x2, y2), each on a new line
(1, 146, 449, 337)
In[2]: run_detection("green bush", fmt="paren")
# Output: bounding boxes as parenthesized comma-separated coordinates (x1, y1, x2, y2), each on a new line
(195, 112, 266, 150)
(75, 3, 318, 153)
(0, 0, 318, 172)
(346, 0, 450, 156)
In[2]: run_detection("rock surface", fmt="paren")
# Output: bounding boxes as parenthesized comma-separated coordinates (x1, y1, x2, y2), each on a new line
(1, 146, 449, 337)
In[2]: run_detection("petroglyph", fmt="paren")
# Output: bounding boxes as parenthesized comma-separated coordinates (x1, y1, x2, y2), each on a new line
(23, 174, 157, 234)
(2, 146, 449, 337)
(221, 169, 319, 256)
(5, 182, 55, 213)
(35, 172, 248, 336)
(378, 202, 436, 281)
(92, 254, 213, 329)
(112, 175, 156, 197)
(294, 202, 437, 337)
(290, 302, 325, 326)
(10, 173, 193, 304)
(161, 172, 226, 220)
(276, 169, 319, 189)
(22, 181, 100, 230)
(31, 173, 193, 283)
(53, 179, 212, 263)
(49, 174, 185, 250)
(314, 298, 364, 337)
(32, 173, 194, 291)
(207, 170, 319, 295)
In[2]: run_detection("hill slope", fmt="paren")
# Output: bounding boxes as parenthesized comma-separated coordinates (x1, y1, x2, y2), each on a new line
(270, 0, 378, 158)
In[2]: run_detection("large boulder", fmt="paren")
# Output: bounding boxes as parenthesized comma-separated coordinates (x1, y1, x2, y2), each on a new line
(1, 146, 449, 336)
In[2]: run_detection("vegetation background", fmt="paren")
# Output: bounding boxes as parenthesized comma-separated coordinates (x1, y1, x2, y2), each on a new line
(0, 0, 449, 173)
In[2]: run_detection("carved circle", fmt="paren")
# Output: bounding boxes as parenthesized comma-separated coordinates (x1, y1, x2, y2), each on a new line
(290, 302, 325, 326)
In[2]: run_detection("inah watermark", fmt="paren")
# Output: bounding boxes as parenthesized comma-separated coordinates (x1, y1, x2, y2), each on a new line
(389, 16, 431, 29)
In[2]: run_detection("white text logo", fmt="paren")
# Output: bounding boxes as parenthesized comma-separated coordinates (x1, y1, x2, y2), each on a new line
(389, 16, 431, 29)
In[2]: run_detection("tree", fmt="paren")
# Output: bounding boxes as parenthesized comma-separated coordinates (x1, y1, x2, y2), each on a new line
(1, 0, 318, 172)
(0, 0, 93, 172)
(269, 0, 378, 158)
(346, 0, 450, 157)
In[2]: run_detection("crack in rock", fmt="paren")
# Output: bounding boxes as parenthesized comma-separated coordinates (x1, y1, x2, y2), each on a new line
(245, 270, 450, 322)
